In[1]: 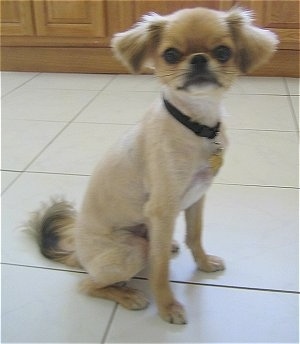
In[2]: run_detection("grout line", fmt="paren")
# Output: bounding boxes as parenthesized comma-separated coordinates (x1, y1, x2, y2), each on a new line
(19, 89, 103, 173)
(2, 118, 79, 123)
(284, 78, 300, 131)
(213, 181, 299, 190)
(226, 128, 298, 133)
(21, 122, 72, 171)
(2, 117, 136, 127)
(288, 98, 299, 132)
(1, 170, 27, 195)
(228, 93, 291, 96)
(69, 121, 134, 127)
(63, 86, 111, 124)
(9, 170, 91, 177)
(132, 276, 300, 295)
(1, 72, 41, 98)
(63, 75, 122, 126)
(101, 303, 118, 344)
(18, 87, 117, 92)
(1, 175, 20, 196)
(100, 74, 118, 91)
(1, 169, 24, 173)
(283, 77, 291, 95)
(1, 262, 86, 275)
(2, 262, 299, 296)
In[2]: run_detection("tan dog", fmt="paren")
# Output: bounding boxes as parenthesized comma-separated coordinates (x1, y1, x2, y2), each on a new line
(28, 7, 277, 324)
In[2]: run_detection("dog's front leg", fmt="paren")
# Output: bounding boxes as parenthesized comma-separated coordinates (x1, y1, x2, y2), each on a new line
(145, 196, 186, 324)
(185, 197, 225, 272)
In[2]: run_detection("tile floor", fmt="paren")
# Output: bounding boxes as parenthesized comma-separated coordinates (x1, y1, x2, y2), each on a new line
(1, 72, 299, 343)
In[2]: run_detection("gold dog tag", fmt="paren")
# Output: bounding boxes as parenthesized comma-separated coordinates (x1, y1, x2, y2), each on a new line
(209, 153, 223, 175)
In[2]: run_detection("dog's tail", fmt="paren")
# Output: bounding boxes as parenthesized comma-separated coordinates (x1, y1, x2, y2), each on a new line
(27, 199, 81, 268)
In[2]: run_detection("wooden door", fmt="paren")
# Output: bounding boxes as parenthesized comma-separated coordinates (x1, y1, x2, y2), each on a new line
(33, 0, 106, 38)
(0, 0, 34, 36)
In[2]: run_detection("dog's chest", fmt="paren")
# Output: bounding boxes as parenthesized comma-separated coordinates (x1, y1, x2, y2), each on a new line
(180, 165, 213, 210)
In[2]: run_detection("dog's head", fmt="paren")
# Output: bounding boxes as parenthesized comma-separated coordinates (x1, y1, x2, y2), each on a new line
(112, 7, 278, 95)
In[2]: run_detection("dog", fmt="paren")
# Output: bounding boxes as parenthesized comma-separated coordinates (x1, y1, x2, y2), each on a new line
(27, 7, 277, 324)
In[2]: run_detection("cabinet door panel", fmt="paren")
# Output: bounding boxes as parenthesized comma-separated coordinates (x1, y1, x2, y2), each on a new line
(134, 0, 232, 19)
(106, 0, 135, 36)
(263, 0, 299, 29)
(263, 0, 299, 49)
(33, 0, 106, 37)
(0, 0, 34, 36)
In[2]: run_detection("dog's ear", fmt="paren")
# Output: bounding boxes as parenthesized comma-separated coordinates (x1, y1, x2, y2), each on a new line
(111, 13, 167, 74)
(226, 8, 278, 73)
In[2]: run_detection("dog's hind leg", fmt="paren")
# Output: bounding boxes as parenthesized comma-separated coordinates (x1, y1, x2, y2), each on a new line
(78, 234, 149, 310)
(80, 278, 149, 310)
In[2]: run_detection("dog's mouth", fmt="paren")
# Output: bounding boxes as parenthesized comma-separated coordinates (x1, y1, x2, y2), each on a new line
(178, 73, 222, 91)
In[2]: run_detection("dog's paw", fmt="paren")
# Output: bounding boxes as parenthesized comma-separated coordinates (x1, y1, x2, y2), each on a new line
(119, 288, 149, 310)
(159, 301, 187, 325)
(198, 255, 225, 272)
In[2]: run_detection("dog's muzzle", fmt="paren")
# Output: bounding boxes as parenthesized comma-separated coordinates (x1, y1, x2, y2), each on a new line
(181, 53, 221, 89)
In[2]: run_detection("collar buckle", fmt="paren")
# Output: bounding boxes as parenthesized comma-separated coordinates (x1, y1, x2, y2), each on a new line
(195, 123, 220, 139)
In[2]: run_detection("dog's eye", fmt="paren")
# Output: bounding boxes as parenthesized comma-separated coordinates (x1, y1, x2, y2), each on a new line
(213, 46, 232, 63)
(163, 48, 182, 64)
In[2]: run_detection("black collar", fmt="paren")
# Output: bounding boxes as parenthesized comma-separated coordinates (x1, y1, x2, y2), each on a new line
(163, 98, 220, 139)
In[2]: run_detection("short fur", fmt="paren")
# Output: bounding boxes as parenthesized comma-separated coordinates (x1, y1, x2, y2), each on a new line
(27, 7, 277, 324)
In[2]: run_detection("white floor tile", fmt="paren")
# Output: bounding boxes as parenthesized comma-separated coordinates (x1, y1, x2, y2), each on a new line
(229, 76, 287, 95)
(2, 88, 98, 121)
(291, 96, 299, 126)
(224, 94, 296, 131)
(2, 264, 114, 343)
(1, 171, 20, 192)
(23, 72, 115, 90)
(1, 172, 89, 269)
(2, 119, 66, 171)
(286, 77, 300, 95)
(217, 130, 299, 187)
(1, 71, 39, 96)
(76, 91, 157, 124)
(28, 123, 131, 175)
(106, 279, 299, 343)
(103, 74, 161, 92)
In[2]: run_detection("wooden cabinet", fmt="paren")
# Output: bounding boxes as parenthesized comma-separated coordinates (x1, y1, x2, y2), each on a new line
(262, 1, 299, 50)
(1, 0, 299, 76)
(1, 0, 113, 45)
(1, 0, 134, 72)
(33, 0, 106, 38)
(1, 0, 34, 36)
(230, 0, 299, 76)
(233, 0, 299, 50)
(133, 0, 231, 17)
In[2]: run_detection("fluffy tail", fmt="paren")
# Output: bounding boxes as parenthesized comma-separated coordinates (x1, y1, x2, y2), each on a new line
(27, 199, 81, 268)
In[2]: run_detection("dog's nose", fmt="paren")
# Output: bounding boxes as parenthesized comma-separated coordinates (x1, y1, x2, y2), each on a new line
(190, 54, 208, 71)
